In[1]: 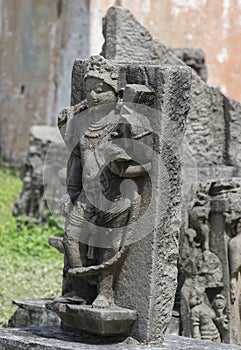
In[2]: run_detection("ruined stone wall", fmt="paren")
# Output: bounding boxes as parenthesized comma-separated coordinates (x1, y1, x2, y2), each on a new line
(100, 6, 230, 169)
(0, 0, 89, 163)
(90, 0, 241, 103)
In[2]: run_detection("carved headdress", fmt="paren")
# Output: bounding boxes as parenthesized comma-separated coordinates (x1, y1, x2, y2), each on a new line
(84, 55, 119, 92)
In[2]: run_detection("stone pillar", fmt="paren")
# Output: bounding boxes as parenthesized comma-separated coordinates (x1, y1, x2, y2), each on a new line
(55, 58, 191, 344)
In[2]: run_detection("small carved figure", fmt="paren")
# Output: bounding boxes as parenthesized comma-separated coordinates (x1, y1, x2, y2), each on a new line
(212, 294, 228, 337)
(189, 205, 210, 251)
(195, 250, 223, 288)
(189, 287, 221, 342)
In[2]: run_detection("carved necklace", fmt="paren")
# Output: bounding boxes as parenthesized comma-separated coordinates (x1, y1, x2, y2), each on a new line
(84, 112, 119, 149)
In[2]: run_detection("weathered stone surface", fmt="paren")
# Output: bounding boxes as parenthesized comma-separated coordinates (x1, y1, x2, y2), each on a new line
(48, 237, 64, 254)
(1, 327, 241, 349)
(101, 6, 153, 62)
(180, 178, 241, 344)
(228, 97, 241, 169)
(93, 1, 241, 102)
(13, 125, 67, 223)
(197, 166, 237, 182)
(8, 299, 60, 328)
(171, 48, 207, 82)
(100, 6, 241, 170)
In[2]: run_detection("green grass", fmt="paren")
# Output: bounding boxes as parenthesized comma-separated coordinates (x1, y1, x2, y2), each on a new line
(0, 165, 63, 326)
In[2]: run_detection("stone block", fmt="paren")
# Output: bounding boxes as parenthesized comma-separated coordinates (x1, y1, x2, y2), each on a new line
(8, 299, 60, 328)
(47, 304, 136, 336)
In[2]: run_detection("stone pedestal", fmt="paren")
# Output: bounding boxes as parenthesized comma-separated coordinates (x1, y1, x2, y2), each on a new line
(47, 303, 136, 336)
(1, 327, 241, 350)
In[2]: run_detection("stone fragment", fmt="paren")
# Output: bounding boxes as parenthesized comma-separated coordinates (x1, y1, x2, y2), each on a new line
(100, 6, 241, 171)
(171, 48, 207, 81)
(8, 299, 60, 328)
(13, 125, 67, 224)
(180, 179, 241, 344)
(227, 97, 241, 169)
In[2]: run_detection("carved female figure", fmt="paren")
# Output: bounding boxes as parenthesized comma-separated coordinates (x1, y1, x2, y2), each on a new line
(58, 56, 153, 308)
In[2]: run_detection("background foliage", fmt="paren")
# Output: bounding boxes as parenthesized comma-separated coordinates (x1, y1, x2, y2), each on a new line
(0, 164, 63, 326)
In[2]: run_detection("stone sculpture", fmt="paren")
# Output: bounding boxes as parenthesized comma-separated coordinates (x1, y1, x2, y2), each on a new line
(58, 56, 154, 309)
(189, 287, 220, 342)
(181, 179, 241, 344)
(13, 125, 67, 224)
(47, 55, 191, 344)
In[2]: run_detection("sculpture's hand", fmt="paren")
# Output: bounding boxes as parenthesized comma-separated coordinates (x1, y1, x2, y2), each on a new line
(59, 194, 71, 217)
(108, 160, 123, 175)
(220, 315, 229, 330)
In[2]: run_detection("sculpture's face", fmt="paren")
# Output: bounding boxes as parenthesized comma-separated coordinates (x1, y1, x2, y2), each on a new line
(189, 290, 202, 308)
(214, 295, 226, 309)
(85, 77, 116, 108)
